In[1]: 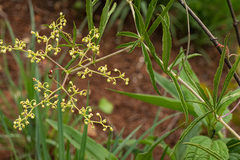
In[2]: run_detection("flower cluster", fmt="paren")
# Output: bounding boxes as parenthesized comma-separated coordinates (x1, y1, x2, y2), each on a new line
(1, 12, 129, 132)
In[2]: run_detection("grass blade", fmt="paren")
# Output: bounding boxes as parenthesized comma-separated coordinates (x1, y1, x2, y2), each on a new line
(56, 71, 64, 160)
(79, 81, 90, 159)
(121, 113, 181, 159)
(0, 108, 18, 160)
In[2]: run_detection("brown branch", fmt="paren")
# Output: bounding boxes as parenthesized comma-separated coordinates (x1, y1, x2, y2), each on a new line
(227, 0, 240, 47)
(177, 0, 240, 86)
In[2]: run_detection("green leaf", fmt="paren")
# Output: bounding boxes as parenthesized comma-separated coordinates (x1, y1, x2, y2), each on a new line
(79, 82, 90, 160)
(161, 14, 172, 71)
(97, 0, 116, 44)
(169, 53, 201, 70)
(217, 50, 240, 109)
(171, 111, 212, 155)
(127, 39, 140, 53)
(168, 72, 188, 123)
(141, 42, 160, 95)
(148, 0, 174, 36)
(73, 21, 77, 44)
(213, 35, 229, 108)
(182, 61, 212, 108)
(133, 4, 164, 71)
(135, 124, 181, 160)
(116, 31, 139, 39)
(59, 31, 72, 46)
(98, 97, 114, 114)
(154, 71, 178, 99)
(121, 113, 181, 159)
(229, 153, 240, 160)
(116, 41, 135, 49)
(113, 125, 142, 155)
(58, 44, 74, 47)
(227, 139, 240, 154)
(46, 119, 117, 160)
(86, 0, 94, 31)
(108, 89, 197, 117)
(145, 0, 158, 29)
(184, 136, 229, 160)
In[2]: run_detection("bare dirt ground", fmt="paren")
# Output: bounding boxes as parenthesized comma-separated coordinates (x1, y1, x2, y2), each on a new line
(0, 0, 239, 159)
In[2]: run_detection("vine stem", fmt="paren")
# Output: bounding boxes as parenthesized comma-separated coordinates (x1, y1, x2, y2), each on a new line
(128, 1, 240, 141)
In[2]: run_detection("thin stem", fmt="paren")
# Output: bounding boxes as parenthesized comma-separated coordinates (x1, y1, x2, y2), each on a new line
(70, 45, 132, 73)
(45, 54, 66, 71)
(227, 0, 240, 47)
(177, 0, 240, 86)
(221, 99, 240, 118)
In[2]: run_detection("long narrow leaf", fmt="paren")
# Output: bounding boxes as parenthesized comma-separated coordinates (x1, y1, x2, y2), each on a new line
(79, 81, 90, 159)
(170, 111, 212, 155)
(160, 15, 172, 71)
(56, 71, 64, 160)
(122, 113, 181, 159)
(141, 42, 160, 95)
(116, 31, 139, 39)
(135, 124, 182, 160)
(213, 35, 229, 108)
(113, 125, 142, 155)
(148, 0, 174, 36)
(108, 89, 197, 117)
(217, 52, 240, 108)
(168, 72, 188, 123)
(145, 0, 158, 29)
(86, 0, 94, 31)
(133, 4, 164, 72)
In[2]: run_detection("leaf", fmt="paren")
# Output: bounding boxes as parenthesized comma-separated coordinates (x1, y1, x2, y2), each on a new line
(147, 0, 174, 36)
(116, 31, 139, 39)
(121, 113, 181, 159)
(154, 71, 179, 99)
(160, 14, 172, 71)
(170, 111, 212, 155)
(217, 50, 240, 109)
(141, 42, 160, 95)
(227, 139, 240, 154)
(145, 0, 158, 29)
(135, 124, 181, 160)
(46, 119, 117, 160)
(184, 136, 229, 160)
(213, 35, 229, 108)
(116, 41, 135, 49)
(86, 0, 94, 31)
(133, 4, 164, 71)
(73, 21, 77, 44)
(98, 97, 114, 114)
(128, 39, 140, 53)
(97, 1, 116, 44)
(229, 153, 240, 160)
(168, 73, 189, 123)
(58, 44, 74, 47)
(59, 31, 72, 46)
(108, 89, 197, 117)
(169, 53, 202, 70)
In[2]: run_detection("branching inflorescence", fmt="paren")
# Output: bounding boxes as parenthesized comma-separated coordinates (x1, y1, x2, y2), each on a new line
(0, 12, 129, 131)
